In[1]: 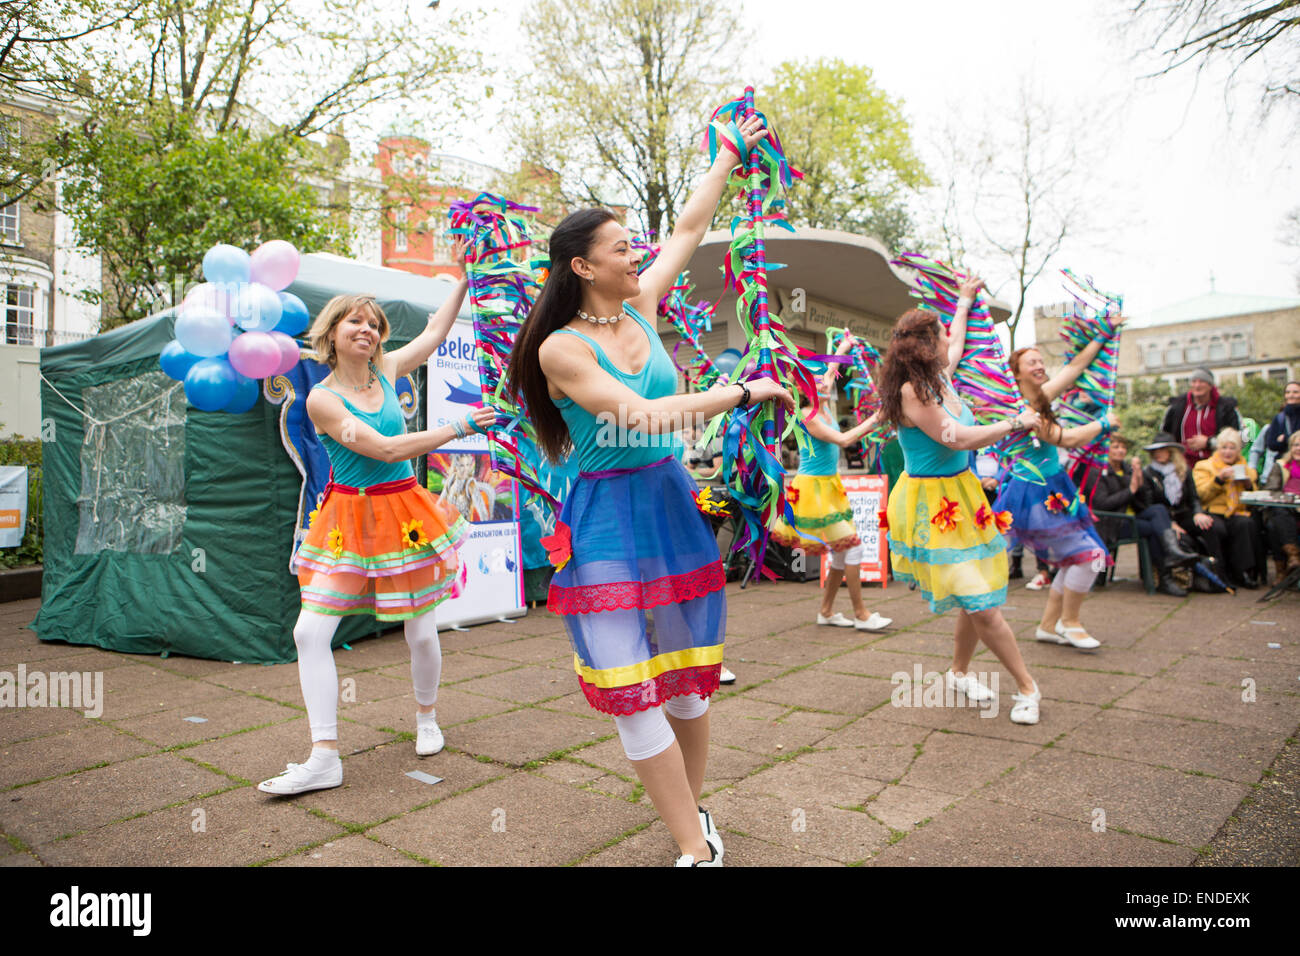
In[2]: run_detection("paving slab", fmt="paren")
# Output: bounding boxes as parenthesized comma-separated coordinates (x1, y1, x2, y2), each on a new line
(864, 784, 961, 832)
(341, 685, 515, 734)
(368, 771, 655, 866)
(293, 743, 506, 826)
(445, 707, 608, 767)
(0, 753, 229, 847)
(899, 731, 1040, 796)
(980, 748, 1250, 847)
(577, 818, 840, 867)
(110, 695, 301, 749)
(37, 785, 344, 866)
(748, 668, 894, 715)
(1166, 651, 1300, 695)
(731, 756, 884, 809)
(0, 704, 97, 747)
(868, 797, 1198, 866)
(467, 635, 571, 665)
(448, 662, 575, 705)
(1056, 707, 1286, 783)
(1113, 677, 1300, 732)
(0, 722, 158, 788)
(182, 718, 392, 785)
(706, 788, 890, 864)
(707, 697, 845, 755)
(270, 833, 424, 867)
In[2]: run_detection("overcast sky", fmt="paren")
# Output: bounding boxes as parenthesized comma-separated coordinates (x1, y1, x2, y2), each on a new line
(420, 0, 1299, 346)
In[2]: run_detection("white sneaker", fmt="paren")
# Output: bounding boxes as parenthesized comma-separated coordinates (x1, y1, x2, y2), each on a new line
(699, 806, 724, 863)
(817, 612, 855, 627)
(719, 666, 736, 685)
(673, 844, 723, 867)
(944, 668, 996, 702)
(416, 713, 445, 756)
(257, 758, 343, 795)
(1053, 621, 1101, 650)
(1025, 571, 1051, 591)
(854, 612, 892, 631)
(1010, 682, 1041, 725)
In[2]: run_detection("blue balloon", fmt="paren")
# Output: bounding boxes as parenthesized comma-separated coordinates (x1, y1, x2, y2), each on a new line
(203, 244, 251, 285)
(275, 291, 311, 336)
(714, 348, 743, 379)
(159, 340, 202, 381)
(184, 357, 239, 412)
(221, 373, 260, 414)
(235, 281, 283, 331)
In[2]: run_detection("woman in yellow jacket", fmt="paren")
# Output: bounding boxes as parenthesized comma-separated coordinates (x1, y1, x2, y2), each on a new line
(1192, 428, 1261, 588)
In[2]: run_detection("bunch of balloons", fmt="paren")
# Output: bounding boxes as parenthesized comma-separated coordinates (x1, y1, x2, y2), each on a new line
(159, 240, 311, 412)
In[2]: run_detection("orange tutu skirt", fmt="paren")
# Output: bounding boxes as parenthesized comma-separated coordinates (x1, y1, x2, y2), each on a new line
(294, 475, 470, 621)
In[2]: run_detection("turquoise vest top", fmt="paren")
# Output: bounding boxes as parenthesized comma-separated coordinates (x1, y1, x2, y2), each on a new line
(800, 412, 841, 476)
(552, 303, 682, 473)
(314, 376, 414, 488)
(1012, 435, 1062, 478)
(897, 386, 975, 477)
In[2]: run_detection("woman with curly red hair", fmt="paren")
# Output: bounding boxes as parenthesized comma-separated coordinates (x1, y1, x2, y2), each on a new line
(879, 278, 1044, 724)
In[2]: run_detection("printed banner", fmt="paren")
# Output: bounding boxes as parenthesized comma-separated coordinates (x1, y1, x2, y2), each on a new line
(821, 473, 889, 586)
(428, 320, 488, 454)
(0, 466, 28, 549)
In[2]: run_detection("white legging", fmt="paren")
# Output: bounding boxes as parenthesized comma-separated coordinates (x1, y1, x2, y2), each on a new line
(612, 694, 710, 761)
(1050, 562, 1098, 594)
(293, 609, 442, 742)
(828, 544, 864, 570)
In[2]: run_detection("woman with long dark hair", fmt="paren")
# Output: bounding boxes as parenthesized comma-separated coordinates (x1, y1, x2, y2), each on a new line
(507, 116, 794, 866)
(879, 284, 1044, 724)
(997, 323, 1126, 650)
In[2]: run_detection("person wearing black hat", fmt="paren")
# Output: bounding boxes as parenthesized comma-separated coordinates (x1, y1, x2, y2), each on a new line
(1144, 431, 1214, 552)
(1161, 368, 1240, 467)
(1079, 435, 1199, 596)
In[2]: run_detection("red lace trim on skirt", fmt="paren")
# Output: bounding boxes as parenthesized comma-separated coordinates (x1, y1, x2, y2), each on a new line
(548, 561, 725, 615)
(578, 664, 722, 716)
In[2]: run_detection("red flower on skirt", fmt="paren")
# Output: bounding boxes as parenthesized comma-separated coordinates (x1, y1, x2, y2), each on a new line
(974, 503, 993, 529)
(931, 497, 962, 534)
(787, 486, 800, 506)
(877, 509, 889, 531)
(540, 521, 573, 571)
(994, 510, 1014, 533)
(1045, 492, 1070, 514)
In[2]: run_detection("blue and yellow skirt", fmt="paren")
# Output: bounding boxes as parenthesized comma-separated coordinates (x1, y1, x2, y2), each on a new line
(769, 473, 862, 554)
(548, 456, 725, 716)
(886, 469, 1009, 614)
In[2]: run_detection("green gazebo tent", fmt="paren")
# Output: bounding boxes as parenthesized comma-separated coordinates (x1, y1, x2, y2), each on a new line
(31, 254, 470, 664)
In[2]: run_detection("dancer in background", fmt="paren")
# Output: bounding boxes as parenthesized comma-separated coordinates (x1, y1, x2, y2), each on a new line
(996, 314, 1127, 650)
(261, 264, 497, 795)
(770, 335, 891, 630)
(508, 114, 795, 866)
(879, 291, 1044, 725)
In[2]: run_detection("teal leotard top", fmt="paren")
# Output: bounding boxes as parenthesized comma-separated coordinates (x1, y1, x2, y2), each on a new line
(314, 375, 414, 488)
(1011, 435, 1062, 479)
(551, 304, 683, 473)
(897, 385, 975, 478)
(800, 412, 841, 477)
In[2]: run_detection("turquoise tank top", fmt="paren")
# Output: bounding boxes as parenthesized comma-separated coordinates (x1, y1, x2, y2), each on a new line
(551, 304, 682, 473)
(314, 376, 414, 488)
(1012, 435, 1062, 478)
(800, 412, 841, 476)
(897, 385, 975, 477)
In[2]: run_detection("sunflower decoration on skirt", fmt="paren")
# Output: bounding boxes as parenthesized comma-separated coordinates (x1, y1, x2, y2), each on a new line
(400, 518, 432, 551)
(326, 527, 344, 558)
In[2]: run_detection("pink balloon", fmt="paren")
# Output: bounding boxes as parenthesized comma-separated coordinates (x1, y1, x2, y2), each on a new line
(269, 331, 301, 375)
(249, 240, 301, 292)
(228, 330, 283, 379)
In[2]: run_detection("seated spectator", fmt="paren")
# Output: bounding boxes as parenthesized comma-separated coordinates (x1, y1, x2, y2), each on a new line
(1262, 430, 1300, 582)
(1143, 432, 1213, 545)
(1080, 435, 1199, 596)
(1192, 428, 1261, 589)
(1263, 380, 1300, 465)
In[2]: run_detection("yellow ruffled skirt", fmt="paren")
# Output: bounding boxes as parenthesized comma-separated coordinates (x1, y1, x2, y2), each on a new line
(769, 473, 861, 554)
(886, 470, 1009, 614)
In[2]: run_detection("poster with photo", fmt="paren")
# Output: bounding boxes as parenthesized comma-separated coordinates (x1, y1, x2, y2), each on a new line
(820, 474, 890, 586)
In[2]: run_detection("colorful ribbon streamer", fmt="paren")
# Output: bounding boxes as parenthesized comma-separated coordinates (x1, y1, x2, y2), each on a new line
(447, 192, 562, 522)
(1056, 268, 1124, 494)
(891, 252, 1037, 467)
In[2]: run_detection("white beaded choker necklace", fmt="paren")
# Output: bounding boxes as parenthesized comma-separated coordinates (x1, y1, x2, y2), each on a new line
(577, 308, 627, 325)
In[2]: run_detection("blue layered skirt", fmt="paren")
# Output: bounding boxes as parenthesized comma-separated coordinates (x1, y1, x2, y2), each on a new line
(994, 468, 1110, 570)
(548, 456, 725, 715)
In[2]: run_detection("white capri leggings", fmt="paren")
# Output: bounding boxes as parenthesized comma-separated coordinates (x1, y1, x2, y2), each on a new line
(1050, 562, 1098, 594)
(828, 544, 864, 570)
(612, 694, 710, 761)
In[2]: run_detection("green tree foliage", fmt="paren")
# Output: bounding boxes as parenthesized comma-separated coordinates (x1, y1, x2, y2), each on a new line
(1114, 376, 1173, 445)
(1222, 375, 1286, 430)
(10, 0, 480, 328)
(59, 110, 346, 327)
(749, 58, 929, 252)
(511, 0, 747, 237)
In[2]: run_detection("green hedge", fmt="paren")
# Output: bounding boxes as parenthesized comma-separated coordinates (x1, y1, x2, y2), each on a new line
(0, 436, 42, 569)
